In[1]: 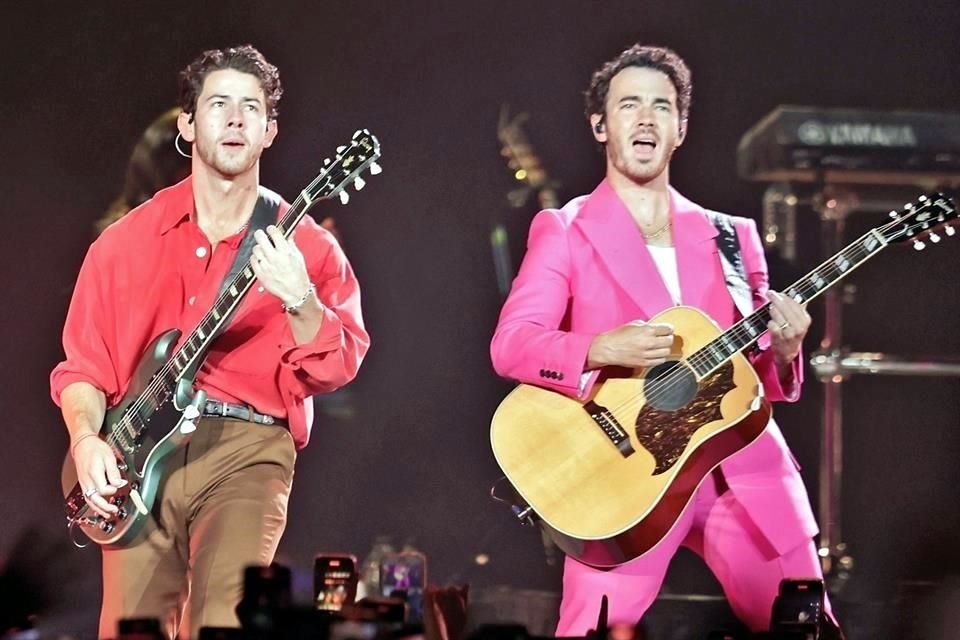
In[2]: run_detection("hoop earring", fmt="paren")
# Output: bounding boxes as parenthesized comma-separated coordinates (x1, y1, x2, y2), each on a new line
(175, 132, 192, 159)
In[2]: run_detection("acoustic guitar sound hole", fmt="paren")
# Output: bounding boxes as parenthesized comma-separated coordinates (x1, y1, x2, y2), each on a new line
(643, 361, 697, 411)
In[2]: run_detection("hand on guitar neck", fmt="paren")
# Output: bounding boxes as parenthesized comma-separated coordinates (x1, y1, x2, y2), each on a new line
(764, 290, 811, 380)
(250, 225, 325, 344)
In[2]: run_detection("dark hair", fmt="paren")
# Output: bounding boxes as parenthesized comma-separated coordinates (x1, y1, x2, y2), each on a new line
(96, 107, 190, 235)
(178, 44, 282, 120)
(585, 44, 692, 125)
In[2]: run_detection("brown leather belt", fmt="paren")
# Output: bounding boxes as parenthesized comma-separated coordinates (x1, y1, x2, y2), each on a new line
(202, 399, 285, 426)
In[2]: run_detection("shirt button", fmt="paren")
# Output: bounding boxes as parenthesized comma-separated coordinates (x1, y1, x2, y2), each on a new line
(196, 246, 208, 258)
(188, 296, 196, 306)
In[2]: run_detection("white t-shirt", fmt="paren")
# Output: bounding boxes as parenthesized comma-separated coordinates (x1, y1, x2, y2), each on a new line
(647, 245, 681, 305)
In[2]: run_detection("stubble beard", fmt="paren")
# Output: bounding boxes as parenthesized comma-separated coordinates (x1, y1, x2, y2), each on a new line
(612, 141, 671, 185)
(197, 138, 260, 178)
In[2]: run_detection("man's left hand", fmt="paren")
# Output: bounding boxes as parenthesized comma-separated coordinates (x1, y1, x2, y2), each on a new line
(250, 225, 312, 307)
(766, 290, 811, 366)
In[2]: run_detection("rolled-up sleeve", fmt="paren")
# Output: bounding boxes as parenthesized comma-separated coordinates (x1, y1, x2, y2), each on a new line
(278, 231, 369, 397)
(50, 241, 121, 407)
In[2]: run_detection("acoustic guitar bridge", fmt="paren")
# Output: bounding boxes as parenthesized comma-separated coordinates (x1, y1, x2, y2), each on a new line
(584, 400, 635, 457)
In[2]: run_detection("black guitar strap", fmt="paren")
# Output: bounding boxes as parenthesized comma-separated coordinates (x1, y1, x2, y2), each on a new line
(217, 186, 283, 298)
(177, 187, 281, 386)
(704, 209, 754, 320)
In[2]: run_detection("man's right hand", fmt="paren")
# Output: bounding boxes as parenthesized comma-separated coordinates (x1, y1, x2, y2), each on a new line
(72, 434, 124, 519)
(587, 321, 675, 369)
(61, 382, 123, 520)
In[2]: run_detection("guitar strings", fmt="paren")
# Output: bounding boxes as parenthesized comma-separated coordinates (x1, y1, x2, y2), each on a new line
(640, 210, 930, 410)
(632, 274, 825, 408)
(120, 199, 883, 438)
(114, 146, 381, 444)
(112, 159, 359, 448)
(604, 228, 889, 418)
(636, 253, 857, 410)
(120, 183, 898, 431)
(107, 189, 936, 462)
(620, 202, 933, 416)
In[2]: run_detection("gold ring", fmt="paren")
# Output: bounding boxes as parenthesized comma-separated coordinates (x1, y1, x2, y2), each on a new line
(84, 487, 98, 498)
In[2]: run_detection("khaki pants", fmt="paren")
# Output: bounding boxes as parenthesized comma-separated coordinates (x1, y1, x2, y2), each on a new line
(99, 418, 296, 639)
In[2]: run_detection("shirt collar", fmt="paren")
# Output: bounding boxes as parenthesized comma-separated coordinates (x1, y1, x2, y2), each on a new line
(155, 175, 258, 249)
(157, 176, 196, 236)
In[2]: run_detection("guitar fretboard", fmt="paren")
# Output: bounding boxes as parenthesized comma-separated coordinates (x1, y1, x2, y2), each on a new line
(687, 227, 887, 378)
(174, 139, 376, 379)
(112, 133, 379, 443)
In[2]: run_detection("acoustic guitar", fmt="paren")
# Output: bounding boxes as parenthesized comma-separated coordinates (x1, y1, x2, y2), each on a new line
(490, 193, 956, 567)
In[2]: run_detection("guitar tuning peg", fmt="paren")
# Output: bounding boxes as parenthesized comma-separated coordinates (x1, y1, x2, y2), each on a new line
(337, 145, 347, 153)
(945, 225, 956, 237)
(888, 211, 899, 218)
(353, 176, 366, 191)
(913, 239, 926, 251)
(323, 158, 331, 166)
(369, 161, 382, 175)
(929, 232, 942, 243)
(339, 190, 350, 205)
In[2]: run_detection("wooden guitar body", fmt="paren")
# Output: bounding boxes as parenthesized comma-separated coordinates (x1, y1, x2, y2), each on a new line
(490, 192, 957, 566)
(491, 306, 771, 567)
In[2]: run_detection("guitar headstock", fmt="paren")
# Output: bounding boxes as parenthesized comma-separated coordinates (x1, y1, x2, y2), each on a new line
(305, 129, 382, 206)
(879, 192, 958, 250)
(497, 105, 559, 209)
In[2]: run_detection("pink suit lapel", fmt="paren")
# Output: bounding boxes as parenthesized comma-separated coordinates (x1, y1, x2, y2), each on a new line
(573, 181, 720, 319)
(670, 188, 721, 311)
(573, 180, 673, 320)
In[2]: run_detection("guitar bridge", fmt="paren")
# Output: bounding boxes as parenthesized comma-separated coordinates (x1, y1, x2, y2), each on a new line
(583, 400, 635, 457)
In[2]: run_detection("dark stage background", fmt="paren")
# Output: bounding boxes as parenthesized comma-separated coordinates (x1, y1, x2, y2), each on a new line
(2, 1, 959, 637)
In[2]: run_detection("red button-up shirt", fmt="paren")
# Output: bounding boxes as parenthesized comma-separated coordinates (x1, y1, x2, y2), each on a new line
(51, 177, 370, 448)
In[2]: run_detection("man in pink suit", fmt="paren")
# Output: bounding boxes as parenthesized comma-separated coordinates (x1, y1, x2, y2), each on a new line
(490, 44, 840, 636)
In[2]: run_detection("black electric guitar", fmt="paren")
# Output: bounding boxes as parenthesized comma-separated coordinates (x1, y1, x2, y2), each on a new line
(490, 193, 957, 567)
(62, 129, 382, 547)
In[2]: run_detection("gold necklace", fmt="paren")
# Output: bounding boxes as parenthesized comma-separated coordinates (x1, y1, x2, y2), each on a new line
(641, 219, 671, 240)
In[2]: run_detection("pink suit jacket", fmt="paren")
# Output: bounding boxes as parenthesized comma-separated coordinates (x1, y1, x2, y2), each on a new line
(491, 179, 819, 557)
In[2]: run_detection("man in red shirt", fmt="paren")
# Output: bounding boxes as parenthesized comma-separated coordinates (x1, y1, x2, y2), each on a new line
(51, 45, 369, 638)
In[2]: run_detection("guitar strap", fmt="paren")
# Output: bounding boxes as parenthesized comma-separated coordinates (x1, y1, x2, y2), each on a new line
(177, 187, 282, 386)
(217, 186, 283, 298)
(490, 211, 758, 549)
(704, 209, 754, 320)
